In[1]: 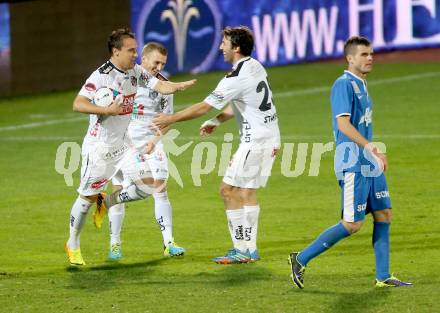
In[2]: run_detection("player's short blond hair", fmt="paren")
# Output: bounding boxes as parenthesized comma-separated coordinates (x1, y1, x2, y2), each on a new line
(142, 42, 168, 57)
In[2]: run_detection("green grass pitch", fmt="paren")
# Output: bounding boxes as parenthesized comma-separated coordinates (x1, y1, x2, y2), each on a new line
(0, 61, 439, 312)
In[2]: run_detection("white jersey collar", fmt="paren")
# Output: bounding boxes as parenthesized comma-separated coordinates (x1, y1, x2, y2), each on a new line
(344, 70, 368, 89)
(109, 60, 127, 74)
(232, 56, 251, 70)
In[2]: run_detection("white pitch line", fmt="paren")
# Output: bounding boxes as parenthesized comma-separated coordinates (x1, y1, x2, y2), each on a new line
(273, 71, 440, 98)
(1, 134, 439, 141)
(1, 71, 439, 133)
(0, 116, 87, 132)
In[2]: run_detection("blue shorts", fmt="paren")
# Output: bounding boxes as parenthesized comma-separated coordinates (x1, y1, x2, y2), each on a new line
(339, 172, 391, 222)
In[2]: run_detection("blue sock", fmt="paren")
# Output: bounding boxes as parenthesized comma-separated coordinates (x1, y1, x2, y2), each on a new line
(298, 222, 350, 266)
(373, 221, 390, 280)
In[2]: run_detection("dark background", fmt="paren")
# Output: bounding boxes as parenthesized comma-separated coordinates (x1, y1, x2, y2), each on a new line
(3, 0, 130, 96)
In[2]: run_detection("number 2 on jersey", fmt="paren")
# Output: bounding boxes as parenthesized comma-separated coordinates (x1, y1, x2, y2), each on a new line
(256, 79, 274, 111)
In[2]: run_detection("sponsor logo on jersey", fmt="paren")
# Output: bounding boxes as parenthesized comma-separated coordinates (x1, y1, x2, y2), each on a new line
(264, 112, 277, 124)
(133, 103, 145, 116)
(243, 120, 252, 143)
(359, 107, 372, 127)
(135, 0, 221, 74)
(119, 93, 136, 115)
(91, 179, 109, 189)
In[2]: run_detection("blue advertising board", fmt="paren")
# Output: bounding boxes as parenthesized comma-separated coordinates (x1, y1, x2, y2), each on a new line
(132, 0, 440, 74)
(0, 3, 10, 94)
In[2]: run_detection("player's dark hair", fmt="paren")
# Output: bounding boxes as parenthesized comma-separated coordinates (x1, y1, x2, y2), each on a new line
(107, 28, 135, 55)
(223, 26, 254, 56)
(142, 42, 168, 57)
(344, 36, 371, 57)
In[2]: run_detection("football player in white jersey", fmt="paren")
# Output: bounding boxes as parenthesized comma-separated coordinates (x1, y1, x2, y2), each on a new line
(108, 42, 185, 261)
(153, 26, 280, 264)
(65, 28, 195, 266)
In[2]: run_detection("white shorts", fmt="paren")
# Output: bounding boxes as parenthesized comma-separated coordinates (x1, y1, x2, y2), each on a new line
(77, 142, 152, 196)
(112, 145, 168, 186)
(223, 143, 278, 189)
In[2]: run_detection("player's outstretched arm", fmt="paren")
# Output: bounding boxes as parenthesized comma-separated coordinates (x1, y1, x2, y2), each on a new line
(154, 79, 197, 95)
(73, 95, 123, 116)
(152, 101, 212, 131)
(200, 104, 235, 137)
(337, 115, 388, 171)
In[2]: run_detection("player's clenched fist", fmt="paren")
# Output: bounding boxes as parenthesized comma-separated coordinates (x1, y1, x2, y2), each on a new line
(105, 95, 124, 116)
(199, 117, 220, 137)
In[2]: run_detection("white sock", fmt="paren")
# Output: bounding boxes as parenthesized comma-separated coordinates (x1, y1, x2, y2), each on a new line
(67, 197, 93, 249)
(243, 205, 260, 253)
(153, 191, 173, 245)
(108, 203, 125, 246)
(226, 208, 246, 252)
(105, 183, 150, 207)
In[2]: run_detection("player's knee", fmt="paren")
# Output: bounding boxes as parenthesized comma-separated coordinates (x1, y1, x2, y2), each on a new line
(153, 190, 169, 201)
(81, 194, 97, 203)
(141, 177, 154, 186)
(219, 184, 233, 200)
(373, 208, 392, 223)
(109, 203, 125, 215)
(130, 183, 151, 199)
(112, 184, 122, 193)
(342, 220, 363, 234)
(153, 180, 167, 193)
(240, 188, 257, 204)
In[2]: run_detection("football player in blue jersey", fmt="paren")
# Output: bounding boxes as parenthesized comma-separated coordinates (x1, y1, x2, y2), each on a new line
(288, 36, 412, 288)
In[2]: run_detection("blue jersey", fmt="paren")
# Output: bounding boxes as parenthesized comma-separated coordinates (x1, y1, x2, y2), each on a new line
(331, 70, 373, 175)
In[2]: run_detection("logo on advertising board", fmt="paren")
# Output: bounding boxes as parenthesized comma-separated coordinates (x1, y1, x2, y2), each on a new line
(135, 0, 222, 74)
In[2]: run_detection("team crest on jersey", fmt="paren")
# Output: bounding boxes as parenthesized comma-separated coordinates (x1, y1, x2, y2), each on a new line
(130, 76, 137, 87)
(140, 72, 149, 82)
(134, 0, 221, 74)
(160, 98, 167, 110)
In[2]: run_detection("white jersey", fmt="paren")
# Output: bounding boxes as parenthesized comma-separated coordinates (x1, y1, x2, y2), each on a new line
(78, 61, 159, 148)
(128, 73, 174, 148)
(204, 57, 280, 146)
